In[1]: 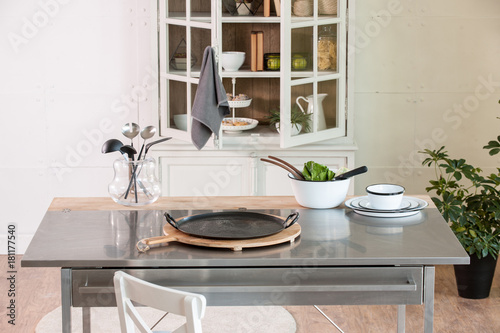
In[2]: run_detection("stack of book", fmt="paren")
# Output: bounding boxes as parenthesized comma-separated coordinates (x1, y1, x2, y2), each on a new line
(251, 31, 264, 71)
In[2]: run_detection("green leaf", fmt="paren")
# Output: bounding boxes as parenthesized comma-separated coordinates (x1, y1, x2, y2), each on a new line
(303, 161, 335, 181)
(484, 140, 500, 148)
(489, 148, 500, 156)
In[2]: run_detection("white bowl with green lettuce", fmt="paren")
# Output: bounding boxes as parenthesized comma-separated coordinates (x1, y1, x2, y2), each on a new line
(289, 162, 367, 209)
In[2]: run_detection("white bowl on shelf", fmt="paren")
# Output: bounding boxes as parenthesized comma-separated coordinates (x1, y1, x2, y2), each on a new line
(173, 114, 187, 131)
(221, 52, 245, 71)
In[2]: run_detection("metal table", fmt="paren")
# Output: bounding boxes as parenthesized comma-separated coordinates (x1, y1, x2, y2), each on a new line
(22, 200, 468, 333)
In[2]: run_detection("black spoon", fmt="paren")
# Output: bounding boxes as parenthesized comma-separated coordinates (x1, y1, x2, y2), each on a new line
(333, 165, 368, 181)
(119, 145, 137, 161)
(101, 139, 123, 154)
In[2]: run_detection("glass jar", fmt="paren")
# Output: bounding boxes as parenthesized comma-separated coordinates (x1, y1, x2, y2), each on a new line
(292, 53, 308, 70)
(264, 53, 280, 71)
(293, 0, 313, 17)
(108, 157, 161, 206)
(318, 26, 337, 71)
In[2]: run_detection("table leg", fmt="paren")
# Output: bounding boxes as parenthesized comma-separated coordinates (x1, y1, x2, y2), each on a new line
(83, 307, 91, 333)
(397, 304, 406, 333)
(61, 268, 72, 333)
(423, 266, 435, 333)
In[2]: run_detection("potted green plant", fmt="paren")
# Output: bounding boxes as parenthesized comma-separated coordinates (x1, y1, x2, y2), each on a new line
(420, 135, 500, 299)
(266, 104, 311, 136)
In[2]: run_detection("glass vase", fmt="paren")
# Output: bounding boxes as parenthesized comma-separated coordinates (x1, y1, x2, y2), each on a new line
(108, 157, 161, 206)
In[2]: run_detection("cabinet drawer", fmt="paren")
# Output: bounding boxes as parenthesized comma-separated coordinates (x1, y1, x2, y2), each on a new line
(71, 266, 423, 307)
(159, 156, 252, 196)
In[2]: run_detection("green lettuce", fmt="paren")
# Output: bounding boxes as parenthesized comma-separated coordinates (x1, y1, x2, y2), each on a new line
(303, 161, 335, 181)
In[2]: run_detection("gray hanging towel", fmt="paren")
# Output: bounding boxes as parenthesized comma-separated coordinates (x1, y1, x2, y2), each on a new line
(191, 46, 230, 150)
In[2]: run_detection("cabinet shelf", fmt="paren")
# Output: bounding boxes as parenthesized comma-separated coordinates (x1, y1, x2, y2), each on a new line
(221, 69, 280, 78)
(164, 12, 282, 23)
(221, 13, 281, 23)
(164, 12, 340, 24)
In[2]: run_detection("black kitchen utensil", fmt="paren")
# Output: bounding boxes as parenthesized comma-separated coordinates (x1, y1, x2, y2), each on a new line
(101, 139, 124, 154)
(124, 137, 172, 201)
(164, 211, 299, 239)
(143, 137, 172, 158)
(120, 145, 137, 160)
(332, 165, 368, 180)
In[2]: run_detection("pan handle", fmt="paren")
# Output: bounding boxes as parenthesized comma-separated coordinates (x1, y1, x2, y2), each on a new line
(164, 212, 179, 229)
(283, 212, 299, 228)
(136, 234, 178, 253)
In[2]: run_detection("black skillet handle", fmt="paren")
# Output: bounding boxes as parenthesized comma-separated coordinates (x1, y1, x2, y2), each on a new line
(164, 212, 179, 229)
(283, 212, 299, 228)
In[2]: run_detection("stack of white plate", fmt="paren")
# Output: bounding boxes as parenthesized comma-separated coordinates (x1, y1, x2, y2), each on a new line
(344, 196, 428, 218)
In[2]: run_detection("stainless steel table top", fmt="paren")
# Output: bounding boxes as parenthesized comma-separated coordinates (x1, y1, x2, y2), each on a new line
(21, 208, 469, 268)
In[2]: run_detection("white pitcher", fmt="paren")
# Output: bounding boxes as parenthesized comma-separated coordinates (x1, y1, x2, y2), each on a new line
(296, 93, 327, 131)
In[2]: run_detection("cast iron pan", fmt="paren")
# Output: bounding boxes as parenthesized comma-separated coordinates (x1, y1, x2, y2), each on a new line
(164, 211, 299, 239)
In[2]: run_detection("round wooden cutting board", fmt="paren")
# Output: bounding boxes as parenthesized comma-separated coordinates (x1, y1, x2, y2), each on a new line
(137, 219, 301, 252)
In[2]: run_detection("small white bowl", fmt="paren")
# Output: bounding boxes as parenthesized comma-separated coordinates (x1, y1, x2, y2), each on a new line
(366, 184, 405, 210)
(221, 52, 245, 71)
(289, 174, 350, 209)
(173, 114, 187, 131)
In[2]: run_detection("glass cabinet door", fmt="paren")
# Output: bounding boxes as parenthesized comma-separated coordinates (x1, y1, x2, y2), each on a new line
(280, 0, 347, 148)
(158, 0, 216, 143)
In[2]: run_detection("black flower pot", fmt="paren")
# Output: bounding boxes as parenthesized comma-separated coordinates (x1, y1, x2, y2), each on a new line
(454, 254, 498, 299)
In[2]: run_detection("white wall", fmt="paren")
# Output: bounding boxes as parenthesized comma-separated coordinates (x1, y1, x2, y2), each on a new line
(353, 0, 500, 194)
(0, 0, 499, 253)
(0, 0, 155, 253)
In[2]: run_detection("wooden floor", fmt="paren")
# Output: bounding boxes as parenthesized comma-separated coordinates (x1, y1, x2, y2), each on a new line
(1, 255, 499, 332)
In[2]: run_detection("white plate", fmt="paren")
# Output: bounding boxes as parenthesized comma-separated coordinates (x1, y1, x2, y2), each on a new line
(347, 210, 426, 226)
(345, 196, 427, 213)
(357, 198, 411, 210)
(222, 118, 258, 133)
(351, 209, 421, 218)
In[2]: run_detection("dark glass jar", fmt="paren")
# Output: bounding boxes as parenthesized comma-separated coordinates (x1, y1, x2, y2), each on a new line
(264, 53, 280, 71)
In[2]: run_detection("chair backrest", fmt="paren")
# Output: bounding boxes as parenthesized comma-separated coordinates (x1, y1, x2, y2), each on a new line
(114, 271, 206, 333)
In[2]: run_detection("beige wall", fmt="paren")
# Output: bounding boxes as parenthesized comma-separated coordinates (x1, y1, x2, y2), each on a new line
(353, 0, 500, 195)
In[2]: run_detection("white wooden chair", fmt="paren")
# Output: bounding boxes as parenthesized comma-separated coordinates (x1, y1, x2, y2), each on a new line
(113, 271, 206, 333)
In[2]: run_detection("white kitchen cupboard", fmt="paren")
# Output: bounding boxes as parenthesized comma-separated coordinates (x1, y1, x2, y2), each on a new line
(150, 0, 357, 196)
